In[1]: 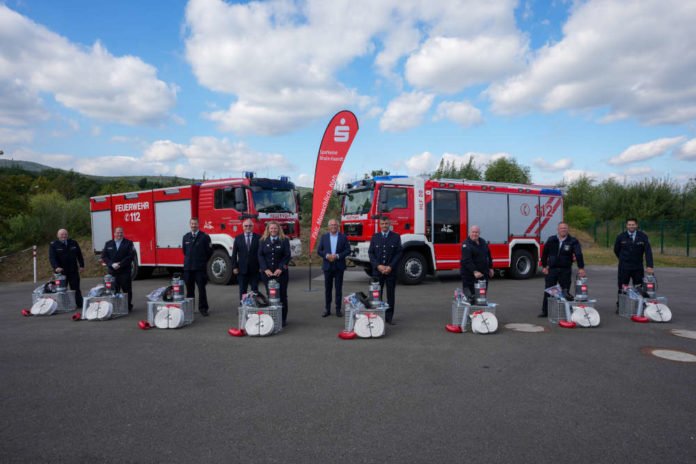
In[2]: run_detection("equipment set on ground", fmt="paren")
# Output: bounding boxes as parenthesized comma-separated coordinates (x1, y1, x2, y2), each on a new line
(339, 281, 388, 340)
(545, 278, 600, 329)
(22, 273, 76, 317)
(446, 281, 499, 334)
(73, 274, 129, 321)
(228, 279, 283, 337)
(138, 274, 195, 330)
(618, 274, 672, 323)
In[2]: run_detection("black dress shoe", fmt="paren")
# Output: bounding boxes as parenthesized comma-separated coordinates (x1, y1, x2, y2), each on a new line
(386, 320, 396, 325)
(200, 310, 209, 317)
(537, 313, 547, 318)
(336, 311, 343, 317)
(322, 311, 331, 317)
(282, 321, 287, 327)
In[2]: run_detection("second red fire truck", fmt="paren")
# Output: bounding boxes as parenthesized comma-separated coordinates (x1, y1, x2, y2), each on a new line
(341, 175, 563, 284)
(90, 174, 302, 284)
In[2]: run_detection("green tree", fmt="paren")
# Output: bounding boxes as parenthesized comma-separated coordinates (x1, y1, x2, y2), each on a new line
(484, 158, 531, 184)
(565, 205, 595, 230)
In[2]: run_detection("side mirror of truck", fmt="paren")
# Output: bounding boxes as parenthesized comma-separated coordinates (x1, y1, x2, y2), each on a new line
(234, 188, 247, 212)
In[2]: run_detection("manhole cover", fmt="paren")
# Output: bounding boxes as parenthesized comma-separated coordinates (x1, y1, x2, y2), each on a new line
(671, 329, 696, 340)
(642, 348, 696, 363)
(505, 323, 546, 333)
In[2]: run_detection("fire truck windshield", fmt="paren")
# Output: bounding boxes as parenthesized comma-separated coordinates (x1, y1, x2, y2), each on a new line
(343, 188, 373, 215)
(252, 189, 296, 213)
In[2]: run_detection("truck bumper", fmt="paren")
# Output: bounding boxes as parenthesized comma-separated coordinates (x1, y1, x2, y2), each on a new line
(348, 242, 371, 265)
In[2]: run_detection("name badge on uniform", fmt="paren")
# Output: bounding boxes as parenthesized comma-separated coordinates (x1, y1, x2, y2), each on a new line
(563, 244, 571, 252)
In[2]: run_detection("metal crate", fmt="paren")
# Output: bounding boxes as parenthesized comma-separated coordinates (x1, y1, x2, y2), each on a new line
(548, 297, 571, 325)
(343, 295, 388, 338)
(82, 294, 129, 320)
(451, 299, 497, 332)
(146, 299, 195, 329)
(238, 303, 283, 336)
(618, 293, 668, 318)
(32, 291, 76, 314)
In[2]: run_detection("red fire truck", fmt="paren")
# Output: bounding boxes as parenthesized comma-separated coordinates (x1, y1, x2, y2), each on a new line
(90, 174, 302, 284)
(341, 175, 563, 284)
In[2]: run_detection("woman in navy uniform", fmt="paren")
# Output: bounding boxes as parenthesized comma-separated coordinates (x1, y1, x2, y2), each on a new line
(258, 221, 291, 326)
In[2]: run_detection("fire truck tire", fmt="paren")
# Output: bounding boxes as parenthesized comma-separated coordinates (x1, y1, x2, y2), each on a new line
(207, 249, 233, 285)
(510, 249, 535, 280)
(131, 256, 153, 280)
(398, 251, 426, 285)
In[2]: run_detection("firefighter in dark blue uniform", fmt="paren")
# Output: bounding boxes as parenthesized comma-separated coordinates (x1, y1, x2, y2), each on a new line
(539, 222, 586, 317)
(368, 217, 402, 325)
(460, 225, 493, 300)
(48, 228, 84, 309)
(613, 217, 653, 308)
(101, 226, 136, 311)
(258, 221, 291, 327)
(182, 218, 213, 316)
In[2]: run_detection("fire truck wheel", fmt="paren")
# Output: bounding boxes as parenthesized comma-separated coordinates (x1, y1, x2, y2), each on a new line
(207, 249, 233, 285)
(510, 249, 535, 279)
(398, 251, 426, 285)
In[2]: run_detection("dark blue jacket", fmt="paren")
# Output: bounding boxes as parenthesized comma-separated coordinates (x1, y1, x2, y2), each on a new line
(182, 231, 213, 271)
(368, 231, 402, 276)
(460, 237, 492, 276)
(258, 237, 291, 272)
(49, 239, 84, 273)
(231, 232, 261, 274)
(542, 234, 584, 269)
(317, 232, 351, 271)
(614, 230, 653, 270)
(101, 238, 135, 276)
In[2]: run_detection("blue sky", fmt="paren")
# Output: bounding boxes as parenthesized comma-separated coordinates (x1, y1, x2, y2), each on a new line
(1, 0, 695, 187)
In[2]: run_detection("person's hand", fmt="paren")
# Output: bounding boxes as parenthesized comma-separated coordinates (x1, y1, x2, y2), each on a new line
(113, 262, 120, 270)
(265, 269, 273, 277)
(273, 269, 282, 277)
(233, 268, 239, 275)
(474, 271, 483, 279)
(489, 269, 494, 278)
(79, 267, 84, 273)
(383, 266, 392, 275)
(646, 267, 654, 274)
(55, 267, 63, 273)
(578, 268, 586, 278)
(377, 264, 386, 274)
(542, 266, 549, 275)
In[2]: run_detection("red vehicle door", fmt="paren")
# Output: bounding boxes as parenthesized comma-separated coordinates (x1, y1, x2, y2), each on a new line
(426, 189, 464, 271)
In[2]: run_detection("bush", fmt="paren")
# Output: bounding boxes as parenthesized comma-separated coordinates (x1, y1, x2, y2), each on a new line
(565, 205, 595, 230)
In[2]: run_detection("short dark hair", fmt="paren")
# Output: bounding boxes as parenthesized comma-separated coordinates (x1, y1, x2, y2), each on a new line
(626, 217, 638, 224)
(379, 216, 390, 222)
(190, 217, 199, 222)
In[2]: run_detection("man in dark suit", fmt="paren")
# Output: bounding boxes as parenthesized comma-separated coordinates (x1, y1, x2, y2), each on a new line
(539, 222, 586, 317)
(317, 218, 351, 317)
(613, 217, 653, 309)
(101, 226, 136, 311)
(182, 217, 213, 316)
(231, 219, 261, 303)
(48, 228, 84, 309)
(368, 216, 402, 325)
(460, 225, 494, 300)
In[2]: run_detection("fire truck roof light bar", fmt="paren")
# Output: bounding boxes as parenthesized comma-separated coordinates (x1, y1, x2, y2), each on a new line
(244, 171, 254, 179)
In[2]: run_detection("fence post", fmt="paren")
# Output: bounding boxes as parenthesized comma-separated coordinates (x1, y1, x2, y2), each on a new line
(593, 221, 598, 243)
(33, 245, 37, 283)
(660, 220, 664, 254)
(686, 220, 691, 257)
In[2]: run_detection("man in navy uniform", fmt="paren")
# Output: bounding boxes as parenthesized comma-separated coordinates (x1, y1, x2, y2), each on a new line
(101, 226, 136, 311)
(539, 222, 586, 317)
(460, 225, 493, 301)
(614, 217, 653, 309)
(368, 216, 402, 325)
(49, 228, 85, 309)
(231, 218, 261, 303)
(182, 217, 213, 316)
(317, 218, 351, 317)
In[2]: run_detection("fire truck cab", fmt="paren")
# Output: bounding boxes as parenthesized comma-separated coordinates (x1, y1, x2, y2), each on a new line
(341, 175, 563, 284)
(90, 174, 301, 285)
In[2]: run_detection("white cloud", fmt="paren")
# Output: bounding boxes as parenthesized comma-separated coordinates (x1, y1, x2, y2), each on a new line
(623, 166, 653, 176)
(184, 0, 524, 134)
(405, 35, 527, 93)
(674, 138, 696, 161)
(0, 78, 47, 126)
(0, 6, 176, 126)
(403, 151, 436, 175)
(380, 92, 434, 132)
(608, 136, 685, 165)
(0, 127, 34, 146)
(562, 169, 603, 183)
(533, 157, 573, 172)
(434, 101, 483, 127)
(488, 0, 696, 125)
(441, 151, 511, 169)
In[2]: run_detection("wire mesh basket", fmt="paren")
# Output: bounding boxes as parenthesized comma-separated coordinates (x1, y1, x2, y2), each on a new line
(548, 297, 571, 325)
(451, 298, 497, 331)
(238, 303, 283, 336)
(342, 293, 387, 338)
(82, 294, 129, 320)
(618, 292, 668, 318)
(31, 290, 76, 314)
(146, 299, 195, 329)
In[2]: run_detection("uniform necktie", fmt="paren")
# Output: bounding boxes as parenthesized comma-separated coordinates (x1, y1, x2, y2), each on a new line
(63, 240, 67, 247)
(246, 234, 251, 248)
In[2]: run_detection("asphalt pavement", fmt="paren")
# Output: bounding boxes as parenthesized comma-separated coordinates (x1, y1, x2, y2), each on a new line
(1, 266, 695, 463)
